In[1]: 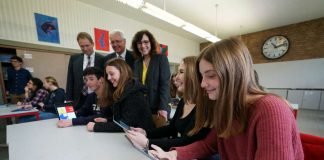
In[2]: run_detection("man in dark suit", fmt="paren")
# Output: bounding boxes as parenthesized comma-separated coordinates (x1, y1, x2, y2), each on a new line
(104, 30, 135, 69)
(66, 32, 104, 108)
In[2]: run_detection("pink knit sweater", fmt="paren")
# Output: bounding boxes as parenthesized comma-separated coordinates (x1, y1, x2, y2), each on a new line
(175, 95, 304, 160)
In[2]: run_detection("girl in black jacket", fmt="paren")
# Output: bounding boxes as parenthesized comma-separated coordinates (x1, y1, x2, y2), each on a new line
(126, 56, 210, 150)
(86, 58, 155, 132)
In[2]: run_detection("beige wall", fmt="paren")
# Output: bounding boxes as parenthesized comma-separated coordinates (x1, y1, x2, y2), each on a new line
(16, 49, 70, 89)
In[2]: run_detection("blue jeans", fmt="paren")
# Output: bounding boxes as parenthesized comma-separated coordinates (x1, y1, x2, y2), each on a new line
(18, 111, 57, 123)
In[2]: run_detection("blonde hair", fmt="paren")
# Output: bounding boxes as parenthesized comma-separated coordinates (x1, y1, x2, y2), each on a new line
(190, 37, 266, 137)
(45, 76, 59, 87)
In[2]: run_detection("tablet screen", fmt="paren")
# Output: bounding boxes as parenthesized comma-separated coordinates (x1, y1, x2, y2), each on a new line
(124, 136, 156, 160)
(56, 105, 76, 120)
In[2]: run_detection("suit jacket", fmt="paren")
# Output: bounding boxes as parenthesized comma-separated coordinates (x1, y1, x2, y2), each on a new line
(66, 52, 104, 102)
(133, 53, 171, 114)
(104, 50, 135, 69)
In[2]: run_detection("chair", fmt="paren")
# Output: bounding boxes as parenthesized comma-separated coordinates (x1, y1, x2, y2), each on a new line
(300, 133, 324, 160)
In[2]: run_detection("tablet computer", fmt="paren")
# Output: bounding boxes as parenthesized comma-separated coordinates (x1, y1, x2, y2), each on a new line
(124, 135, 156, 160)
(113, 119, 130, 131)
(55, 103, 76, 120)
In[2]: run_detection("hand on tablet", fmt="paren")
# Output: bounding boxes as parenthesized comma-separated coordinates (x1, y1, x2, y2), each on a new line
(57, 120, 72, 128)
(130, 127, 147, 136)
(149, 144, 177, 160)
(126, 130, 148, 149)
(87, 122, 95, 132)
(94, 117, 107, 123)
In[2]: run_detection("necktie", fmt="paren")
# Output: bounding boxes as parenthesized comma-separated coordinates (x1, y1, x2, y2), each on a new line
(81, 56, 91, 96)
(118, 55, 123, 60)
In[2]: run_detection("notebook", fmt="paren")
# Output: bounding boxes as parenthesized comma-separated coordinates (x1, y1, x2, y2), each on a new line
(55, 103, 76, 120)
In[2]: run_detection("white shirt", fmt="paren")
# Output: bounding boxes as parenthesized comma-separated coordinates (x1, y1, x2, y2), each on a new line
(115, 49, 126, 60)
(83, 52, 95, 70)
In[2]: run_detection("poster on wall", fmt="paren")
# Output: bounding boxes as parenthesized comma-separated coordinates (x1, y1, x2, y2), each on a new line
(34, 13, 60, 44)
(94, 28, 109, 52)
(158, 44, 168, 56)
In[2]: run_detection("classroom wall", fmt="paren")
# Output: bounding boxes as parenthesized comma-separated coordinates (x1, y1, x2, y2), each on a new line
(0, 0, 200, 63)
(254, 58, 324, 89)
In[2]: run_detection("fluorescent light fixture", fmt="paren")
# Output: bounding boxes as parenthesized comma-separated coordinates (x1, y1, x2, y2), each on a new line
(115, 0, 221, 42)
(141, 2, 185, 27)
(116, 0, 144, 9)
(182, 23, 212, 38)
(205, 36, 221, 43)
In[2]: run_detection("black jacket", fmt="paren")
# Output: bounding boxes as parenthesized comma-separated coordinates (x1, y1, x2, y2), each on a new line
(93, 80, 155, 132)
(147, 99, 210, 150)
(133, 53, 171, 114)
(42, 88, 65, 114)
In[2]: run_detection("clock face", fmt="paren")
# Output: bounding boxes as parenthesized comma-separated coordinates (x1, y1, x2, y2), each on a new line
(262, 36, 289, 59)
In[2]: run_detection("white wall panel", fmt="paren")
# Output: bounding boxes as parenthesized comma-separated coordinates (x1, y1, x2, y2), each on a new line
(0, 0, 199, 63)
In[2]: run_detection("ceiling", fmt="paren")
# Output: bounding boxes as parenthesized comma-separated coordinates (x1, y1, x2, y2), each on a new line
(78, 0, 324, 42)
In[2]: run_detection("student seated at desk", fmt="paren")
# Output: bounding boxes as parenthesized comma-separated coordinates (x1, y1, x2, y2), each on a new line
(19, 76, 65, 122)
(126, 56, 210, 151)
(17, 78, 48, 109)
(149, 37, 304, 160)
(86, 58, 155, 132)
(57, 67, 111, 127)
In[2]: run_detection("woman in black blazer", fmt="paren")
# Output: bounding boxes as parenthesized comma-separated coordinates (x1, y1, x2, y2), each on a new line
(131, 30, 171, 127)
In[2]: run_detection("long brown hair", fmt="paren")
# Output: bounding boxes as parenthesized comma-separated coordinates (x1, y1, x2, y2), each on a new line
(103, 58, 133, 107)
(190, 37, 266, 138)
(181, 56, 198, 104)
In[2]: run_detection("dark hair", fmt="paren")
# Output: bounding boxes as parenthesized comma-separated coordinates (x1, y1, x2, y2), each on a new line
(10, 55, 23, 63)
(169, 73, 178, 98)
(83, 67, 104, 79)
(131, 30, 158, 58)
(77, 32, 94, 44)
(254, 70, 265, 91)
(30, 77, 43, 92)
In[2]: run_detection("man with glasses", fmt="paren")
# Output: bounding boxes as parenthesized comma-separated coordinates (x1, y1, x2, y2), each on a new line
(66, 32, 104, 109)
(6, 55, 32, 103)
(104, 30, 135, 69)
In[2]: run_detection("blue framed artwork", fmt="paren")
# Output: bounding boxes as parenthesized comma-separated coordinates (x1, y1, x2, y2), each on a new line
(34, 13, 60, 43)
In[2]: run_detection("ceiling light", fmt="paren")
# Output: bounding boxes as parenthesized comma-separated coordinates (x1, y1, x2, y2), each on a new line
(141, 2, 185, 27)
(205, 36, 220, 43)
(116, 0, 144, 9)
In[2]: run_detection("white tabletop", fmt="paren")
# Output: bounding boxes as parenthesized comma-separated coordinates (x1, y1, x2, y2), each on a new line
(0, 104, 38, 117)
(7, 119, 150, 160)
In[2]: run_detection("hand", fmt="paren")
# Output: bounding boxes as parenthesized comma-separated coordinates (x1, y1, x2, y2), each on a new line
(276, 42, 287, 48)
(130, 127, 146, 136)
(24, 86, 29, 92)
(57, 120, 73, 128)
(94, 117, 107, 123)
(22, 105, 33, 109)
(87, 122, 95, 132)
(38, 102, 44, 108)
(149, 144, 177, 160)
(17, 102, 22, 106)
(158, 110, 168, 121)
(271, 42, 277, 48)
(125, 130, 148, 149)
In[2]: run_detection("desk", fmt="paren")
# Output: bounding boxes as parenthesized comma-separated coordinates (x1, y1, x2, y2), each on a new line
(0, 105, 39, 120)
(7, 119, 149, 160)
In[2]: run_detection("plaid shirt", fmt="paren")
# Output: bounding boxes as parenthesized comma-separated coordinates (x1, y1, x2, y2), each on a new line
(23, 88, 48, 107)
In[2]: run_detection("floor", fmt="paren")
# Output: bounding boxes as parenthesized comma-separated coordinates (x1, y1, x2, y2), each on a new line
(0, 109, 323, 159)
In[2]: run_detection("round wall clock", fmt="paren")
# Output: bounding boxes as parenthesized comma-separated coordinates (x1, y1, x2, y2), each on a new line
(262, 35, 289, 59)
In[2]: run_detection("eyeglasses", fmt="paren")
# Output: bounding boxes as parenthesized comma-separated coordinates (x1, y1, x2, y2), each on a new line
(137, 40, 150, 46)
(110, 40, 124, 45)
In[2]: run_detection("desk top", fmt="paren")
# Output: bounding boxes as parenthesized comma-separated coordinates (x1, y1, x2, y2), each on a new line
(0, 104, 38, 117)
(7, 119, 149, 160)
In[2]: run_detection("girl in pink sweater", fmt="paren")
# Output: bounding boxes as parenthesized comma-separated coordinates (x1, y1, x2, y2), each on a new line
(149, 37, 304, 160)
